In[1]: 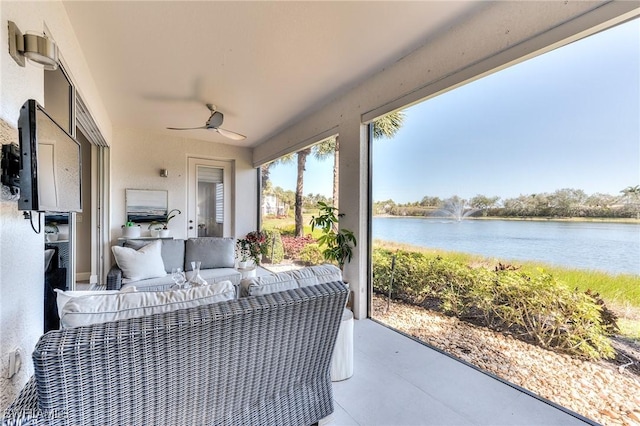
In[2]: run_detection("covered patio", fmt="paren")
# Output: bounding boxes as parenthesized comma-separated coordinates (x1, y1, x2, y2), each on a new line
(1, 1, 638, 422)
(328, 320, 591, 425)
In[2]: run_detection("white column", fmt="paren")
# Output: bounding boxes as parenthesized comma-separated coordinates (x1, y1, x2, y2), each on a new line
(338, 117, 369, 320)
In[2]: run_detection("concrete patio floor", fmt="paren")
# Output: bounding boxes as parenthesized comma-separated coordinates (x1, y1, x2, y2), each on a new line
(325, 319, 594, 426)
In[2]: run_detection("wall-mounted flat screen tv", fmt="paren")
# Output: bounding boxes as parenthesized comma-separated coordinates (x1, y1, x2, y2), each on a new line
(18, 99, 82, 213)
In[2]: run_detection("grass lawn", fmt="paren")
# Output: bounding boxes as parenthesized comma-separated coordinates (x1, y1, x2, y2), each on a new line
(262, 212, 323, 238)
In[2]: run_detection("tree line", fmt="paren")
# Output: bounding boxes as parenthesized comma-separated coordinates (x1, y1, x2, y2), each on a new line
(374, 186, 640, 219)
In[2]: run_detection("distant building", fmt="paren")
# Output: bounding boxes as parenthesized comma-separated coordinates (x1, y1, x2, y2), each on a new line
(262, 194, 289, 216)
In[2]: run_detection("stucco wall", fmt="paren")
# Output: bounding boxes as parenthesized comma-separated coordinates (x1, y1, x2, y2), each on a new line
(109, 128, 257, 246)
(0, 2, 111, 140)
(0, 119, 44, 410)
(0, 1, 111, 408)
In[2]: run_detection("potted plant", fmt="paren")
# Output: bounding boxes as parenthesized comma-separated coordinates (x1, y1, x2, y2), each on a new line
(44, 222, 59, 242)
(148, 221, 164, 237)
(122, 221, 141, 238)
(236, 231, 267, 267)
(309, 202, 357, 272)
(159, 209, 181, 237)
(235, 242, 250, 269)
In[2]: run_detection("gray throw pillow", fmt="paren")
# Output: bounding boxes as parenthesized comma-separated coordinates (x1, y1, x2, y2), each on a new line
(160, 239, 186, 273)
(124, 239, 185, 273)
(184, 237, 235, 270)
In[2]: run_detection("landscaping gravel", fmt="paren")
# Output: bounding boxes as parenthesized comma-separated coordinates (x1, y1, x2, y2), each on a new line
(372, 294, 640, 426)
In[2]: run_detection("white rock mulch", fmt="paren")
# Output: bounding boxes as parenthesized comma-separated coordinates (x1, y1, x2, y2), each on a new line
(372, 294, 640, 426)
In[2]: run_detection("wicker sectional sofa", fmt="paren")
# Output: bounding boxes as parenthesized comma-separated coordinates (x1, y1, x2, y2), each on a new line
(2, 278, 348, 425)
(107, 237, 243, 291)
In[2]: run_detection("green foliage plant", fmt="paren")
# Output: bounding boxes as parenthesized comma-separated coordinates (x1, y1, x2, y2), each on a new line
(164, 209, 181, 229)
(262, 229, 284, 264)
(372, 248, 616, 360)
(299, 243, 324, 265)
(236, 231, 267, 265)
(309, 202, 357, 271)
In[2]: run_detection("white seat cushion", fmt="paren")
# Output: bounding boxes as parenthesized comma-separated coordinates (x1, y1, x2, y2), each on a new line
(120, 268, 242, 293)
(240, 271, 299, 297)
(55, 281, 235, 329)
(240, 264, 343, 297)
(55, 288, 133, 318)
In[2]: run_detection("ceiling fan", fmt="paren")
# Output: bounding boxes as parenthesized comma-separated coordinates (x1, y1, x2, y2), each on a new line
(167, 104, 246, 141)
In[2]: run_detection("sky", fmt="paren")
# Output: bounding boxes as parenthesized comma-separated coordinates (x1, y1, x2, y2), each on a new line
(268, 19, 640, 204)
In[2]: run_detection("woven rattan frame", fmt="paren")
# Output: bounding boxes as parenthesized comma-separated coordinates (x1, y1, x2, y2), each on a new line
(2, 282, 348, 426)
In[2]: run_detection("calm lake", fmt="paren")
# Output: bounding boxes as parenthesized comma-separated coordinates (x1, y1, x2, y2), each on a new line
(372, 217, 640, 275)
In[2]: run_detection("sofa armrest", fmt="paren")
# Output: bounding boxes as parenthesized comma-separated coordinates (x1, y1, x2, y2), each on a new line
(106, 264, 123, 290)
(1, 377, 53, 425)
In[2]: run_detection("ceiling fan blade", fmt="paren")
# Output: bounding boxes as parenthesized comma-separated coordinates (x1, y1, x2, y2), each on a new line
(166, 126, 208, 130)
(216, 127, 246, 141)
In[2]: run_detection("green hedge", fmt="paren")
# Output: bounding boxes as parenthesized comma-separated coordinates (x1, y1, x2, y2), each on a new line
(372, 248, 615, 360)
(299, 244, 325, 266)
(262, 229, 284, 264)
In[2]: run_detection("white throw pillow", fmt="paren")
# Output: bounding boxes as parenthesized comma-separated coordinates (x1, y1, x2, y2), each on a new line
(111, 239, 167, 281)
(57, 281, 236, 329)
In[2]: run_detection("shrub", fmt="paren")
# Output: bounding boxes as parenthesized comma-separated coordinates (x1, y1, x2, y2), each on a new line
(372, 249, 433, 304)
(282, 235, 316, 259)
(372, 248, 615, 360)
(299, 244, 325, 266)
(471, 268, 615, 359)
(261, 229, 284, 264)
(372, 249, 481, 314)
(584, 289, 619, 334)
(276, 224, 297, 237)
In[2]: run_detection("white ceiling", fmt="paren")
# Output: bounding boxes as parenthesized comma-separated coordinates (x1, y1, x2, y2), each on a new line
(62, 1, 482, 147)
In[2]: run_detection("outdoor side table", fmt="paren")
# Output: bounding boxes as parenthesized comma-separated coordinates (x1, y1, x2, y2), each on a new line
(331, 308, 354, 381)
(237, 266, 257, 279)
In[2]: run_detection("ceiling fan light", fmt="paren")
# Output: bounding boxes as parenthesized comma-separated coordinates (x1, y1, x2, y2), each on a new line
(207, 111, 224, 128)
(168, 103, 246, 140)
(217, 128, 246, 141)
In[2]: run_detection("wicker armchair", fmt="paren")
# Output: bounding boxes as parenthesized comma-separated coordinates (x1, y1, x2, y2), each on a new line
(2, 282, 348, 426)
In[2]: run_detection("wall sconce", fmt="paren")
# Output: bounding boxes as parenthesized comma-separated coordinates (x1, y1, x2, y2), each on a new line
(8, 21, 58, 71)
(160, 169, 169, 178)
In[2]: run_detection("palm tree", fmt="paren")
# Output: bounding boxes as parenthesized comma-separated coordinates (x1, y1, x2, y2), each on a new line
(265, 111, 405, 236)
(294, 142, 336, 237)
(620, 185, 640, 204)
(261, 153, 295, 217)
(313, 137, 337, 203)
(294, 147, 311, 236)
(372, 111, 405, 140)
(315, 111, 405, 209)
(261, 149, 316, 237)
(620, 185, 640, 219)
